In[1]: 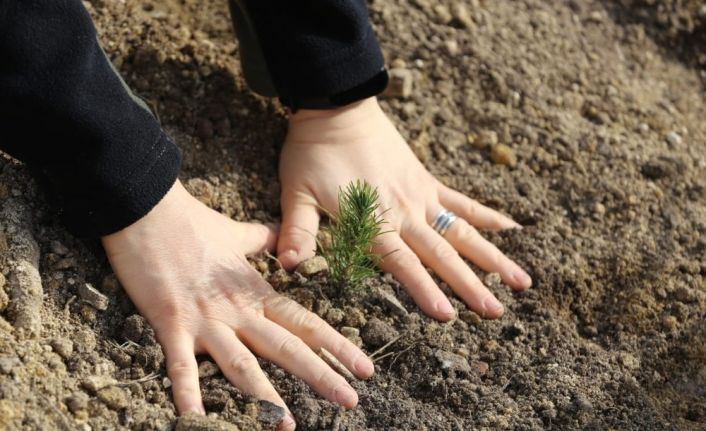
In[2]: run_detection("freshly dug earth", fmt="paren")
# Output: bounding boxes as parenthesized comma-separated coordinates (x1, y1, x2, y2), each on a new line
(1, 0, 705, 430)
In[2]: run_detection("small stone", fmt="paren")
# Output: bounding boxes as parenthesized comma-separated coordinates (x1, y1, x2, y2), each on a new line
(459, 310, 482, 325)
(361, 318, 398, 348)
(665, 131, 682, 146)
(433, 4, 453, 23)
(490, 144, 517, 167)
(176, 412, 240, 431)
(66, 392, 89, 414)
(593, 202, 606, 217)
(50, 338, 74, 359)
(81, 375, 116, 393)
(340, 327, 360, 338)
(483, 272, 502, 286)
(473, 130, 498, 149)
(434, 350, 471, 373)
(674, 286, 696, 303)
(198, 360, 220, 378)
(444, 39, 459, 56)
(638, 123, 650, 134)
(384, 68, 413, 99)
(257, 400, 286, 428)
(0, 356, 20, 374)
(78, 283, 109, 311)
(97, 386, 129, 410)
(452, 3, 474, 29)
(55, 257, 77, 270)
(162, 377, 172, 389)
(375, 288, 408, 316)
(662, 315, 678, 331)
(295, 256, 328, 276)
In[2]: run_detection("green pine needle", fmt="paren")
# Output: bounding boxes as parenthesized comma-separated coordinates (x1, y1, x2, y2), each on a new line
(319, 180, 389, 290)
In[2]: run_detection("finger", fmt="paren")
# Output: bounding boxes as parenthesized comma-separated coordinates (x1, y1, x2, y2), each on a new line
(202, 326, 296, 431)
(239, 318, 358, 409)
(234, 222, 279, 255)
(437, 185, 520, 230)
(375, 232, 456, 321)
(264, 295, 374, 379)
(404, 221, 505, 319)
(161, 333, 204, 415)
(444, 218, 532, 290)
(277, 192, 320, 270)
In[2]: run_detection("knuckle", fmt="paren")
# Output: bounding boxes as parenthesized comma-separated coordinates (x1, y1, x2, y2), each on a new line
(277, 335, 305, 358)
(168, 360, 194, 377)
(456, 223, 479, 243)
(431, 241, 458, 261)
(298, 312, 325, 335)
(389, 250, 422, 272)
(228, 354, 259, 376)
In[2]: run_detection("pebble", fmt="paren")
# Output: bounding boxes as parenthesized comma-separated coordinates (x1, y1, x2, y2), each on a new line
(361, 318, 398, 348)
(662, 315, 678, 331)
(325, 307, 345, 325)
(198, 360, 220, 378)
(375, 288, 408, 316)
(78, 283, 109, 311)
(459, 310, 482, 325)
(665, 131, 682, 146)
(295, 256, 328, 276)
(384, 68, 413, 99)
(452, 3, 474, 29)
(50, 338, 74, 359)
(256, 400, 286, 429)
(593, 202, 606, 217)
(81, 375, 116, 393)
(97, 387, 129, 410)
(471, 360, 490, 375)
(490, 144, 517, 167)
(162, 377, 172, 389)
(340, 326, 360, 338)
(473, 130, 499, 149)
(434, 350, 471, 373)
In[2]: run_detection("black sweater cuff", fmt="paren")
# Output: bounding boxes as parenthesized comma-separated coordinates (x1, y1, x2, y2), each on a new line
(243, 0, 386, 105)
(0, 0, 181, 238)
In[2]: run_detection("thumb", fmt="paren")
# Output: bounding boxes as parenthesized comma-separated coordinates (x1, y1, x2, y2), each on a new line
(277, 193, 320, 270)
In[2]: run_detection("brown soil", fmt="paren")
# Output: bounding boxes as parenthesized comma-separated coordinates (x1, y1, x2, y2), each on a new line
(1, 0, 705, 430)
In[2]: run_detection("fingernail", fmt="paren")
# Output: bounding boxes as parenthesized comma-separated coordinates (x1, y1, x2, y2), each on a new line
(513, 270, 532, 288)
(280, 249, 298, 260)
(483, 296, 504, 317)
(354, 356, 375, 378)
(334, 385, 358, 408)
(435, 299, 456, 319)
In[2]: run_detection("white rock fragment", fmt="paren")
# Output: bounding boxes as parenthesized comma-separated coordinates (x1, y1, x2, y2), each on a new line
(78, 283, 109, 311)
(295, 256, 329, 276)
(665, 131, 682, 146)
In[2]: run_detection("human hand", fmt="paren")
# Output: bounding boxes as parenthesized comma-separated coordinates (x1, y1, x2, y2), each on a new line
(278, 97, 532, 321)
(102, 180, 374, 430)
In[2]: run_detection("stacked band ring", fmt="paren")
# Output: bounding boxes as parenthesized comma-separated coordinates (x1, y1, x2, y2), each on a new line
(431, 209, 457, 236)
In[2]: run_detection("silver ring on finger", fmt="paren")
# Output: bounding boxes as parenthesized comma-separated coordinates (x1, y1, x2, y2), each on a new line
(431, 209, 458, 236)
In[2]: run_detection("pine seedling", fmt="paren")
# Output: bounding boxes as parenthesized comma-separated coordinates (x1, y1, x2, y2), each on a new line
(319, 180, 389, 290)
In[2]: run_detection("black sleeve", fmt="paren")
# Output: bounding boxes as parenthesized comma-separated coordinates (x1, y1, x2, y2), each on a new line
(0, 0, 181, 238)
(242, 0, 385, 105)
